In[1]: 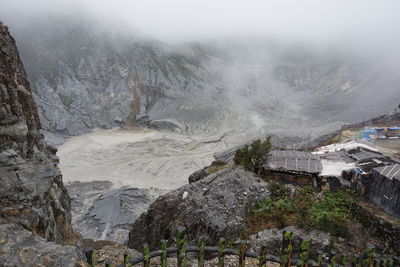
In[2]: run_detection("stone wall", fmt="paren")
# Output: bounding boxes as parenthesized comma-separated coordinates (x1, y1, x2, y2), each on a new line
(351, 201, 400, 250)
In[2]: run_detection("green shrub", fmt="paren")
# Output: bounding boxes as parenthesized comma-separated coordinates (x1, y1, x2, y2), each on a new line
(249, 184, 354, 237)
(234, 137, 272, 174)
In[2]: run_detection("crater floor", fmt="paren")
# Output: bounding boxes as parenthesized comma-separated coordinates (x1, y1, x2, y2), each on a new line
(58, 127, 227, 190)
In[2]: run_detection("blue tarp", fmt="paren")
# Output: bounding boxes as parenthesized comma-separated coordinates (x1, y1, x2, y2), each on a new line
(363, 128, 374, 141)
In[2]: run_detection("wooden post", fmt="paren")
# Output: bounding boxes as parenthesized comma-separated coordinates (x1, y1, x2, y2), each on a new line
(258, 242, 268, 267)
(281, 230, 294, 267)
(299, 237, 310, 267)
(218, 237, 225, 267)
(197, 236, 205, 267)
(176, 227, 188, 267)
(124, 252, 132, 267)
(143, 243, 150, 267)
(85, 248, 95, 267)
(160, 239, 168, 267)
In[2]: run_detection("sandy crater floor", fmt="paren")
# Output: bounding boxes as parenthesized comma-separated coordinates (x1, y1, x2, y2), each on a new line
(58, 127, 227, 190)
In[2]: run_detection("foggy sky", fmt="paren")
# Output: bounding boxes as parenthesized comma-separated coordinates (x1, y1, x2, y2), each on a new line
(2, 0, 400, 46)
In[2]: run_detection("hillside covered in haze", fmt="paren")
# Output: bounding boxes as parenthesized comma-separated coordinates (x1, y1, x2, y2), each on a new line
(4, 15, 399, 145)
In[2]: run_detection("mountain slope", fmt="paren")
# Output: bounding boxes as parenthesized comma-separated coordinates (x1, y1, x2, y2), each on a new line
(5, 16, 400, 145)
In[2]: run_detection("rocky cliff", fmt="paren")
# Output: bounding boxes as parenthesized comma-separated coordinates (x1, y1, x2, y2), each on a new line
(0, 21, 81, 265)
(127, 166, 270, 250)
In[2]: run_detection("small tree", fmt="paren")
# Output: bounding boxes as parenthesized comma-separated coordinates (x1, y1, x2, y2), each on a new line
(234, 136, 272, 174)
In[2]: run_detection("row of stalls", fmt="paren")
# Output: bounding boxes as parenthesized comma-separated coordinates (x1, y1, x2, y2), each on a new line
(363, 127, 400, 141)
(263, 141, 400, 218)
(318, 142, 400, 218)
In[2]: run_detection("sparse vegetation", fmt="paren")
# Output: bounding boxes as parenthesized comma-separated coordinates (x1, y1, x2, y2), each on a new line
(329, 134, 341, 144)
(234, 137, 272, 174)
(207, 164, 229, 174)
(247, 183, 355, 237)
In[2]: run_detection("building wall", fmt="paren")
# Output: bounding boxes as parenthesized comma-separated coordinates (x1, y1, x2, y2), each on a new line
(366, 170, 400, 217)
(261, 170, 317, 187)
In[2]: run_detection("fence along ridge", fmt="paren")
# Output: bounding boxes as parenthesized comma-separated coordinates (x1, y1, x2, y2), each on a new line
(84, 227, 400, 267)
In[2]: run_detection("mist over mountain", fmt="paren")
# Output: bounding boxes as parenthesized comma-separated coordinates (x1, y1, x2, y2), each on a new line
(1, 0, 400, 147)
(1, 12, 397, 146)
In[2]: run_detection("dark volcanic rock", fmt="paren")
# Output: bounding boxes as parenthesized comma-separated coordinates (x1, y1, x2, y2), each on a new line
(67, 181, 156, 244)
(0, 224, 81, 267)
(127, 166, 269, 250)
(188, 160, 227, 183)
(0, 21, 81, 263)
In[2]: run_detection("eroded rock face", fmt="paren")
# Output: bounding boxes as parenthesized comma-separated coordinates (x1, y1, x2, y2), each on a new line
(67, 181, 157, 244)
(127, 167, 269, 250)
(0, 21, 80, 263)
(0, 224, 81, 267)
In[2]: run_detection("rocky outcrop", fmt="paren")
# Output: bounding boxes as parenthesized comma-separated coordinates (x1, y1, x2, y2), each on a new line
(188, 160, 227, 183)
(0, 21, 81, 264)
(127, 166, 269, 250)
(0, 224, 82, 267)
(67, 181, 156, 244)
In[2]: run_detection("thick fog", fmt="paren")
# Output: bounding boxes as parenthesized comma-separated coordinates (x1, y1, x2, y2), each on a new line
(2, 0, 400, 45)
(2, 0, 400, 66)
(1, 0, 399, 141)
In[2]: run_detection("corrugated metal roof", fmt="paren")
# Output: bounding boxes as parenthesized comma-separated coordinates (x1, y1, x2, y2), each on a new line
(265, 150, 322, 174)
(374, 164, 400, 181)
(351, 151, 384, 161)
(269, 150, 319, 160)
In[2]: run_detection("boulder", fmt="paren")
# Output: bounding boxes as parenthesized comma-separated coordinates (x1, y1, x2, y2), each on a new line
(127, 166, 269, 250)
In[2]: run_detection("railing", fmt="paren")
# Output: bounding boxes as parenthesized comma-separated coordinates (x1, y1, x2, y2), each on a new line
(85, 227, 400, 267)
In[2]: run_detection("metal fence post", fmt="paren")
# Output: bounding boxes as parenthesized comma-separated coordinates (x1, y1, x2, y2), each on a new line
(143, 243, 150, 267)
(238, 240, 249, 267)
(160, 239, 168, 267)
(197, 236, 205, 267)
(176, 226, 188, 267)
(258, 242, 268, 267)
(281, 230, 294, 267)
(218, 237, 225, 267)
(124, 252, 132, 267)
(299, 237, 310, 267)
(85, 248, 95, 267)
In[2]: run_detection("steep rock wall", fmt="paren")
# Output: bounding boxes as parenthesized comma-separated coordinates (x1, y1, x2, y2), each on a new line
(0, 21, 80, 265)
